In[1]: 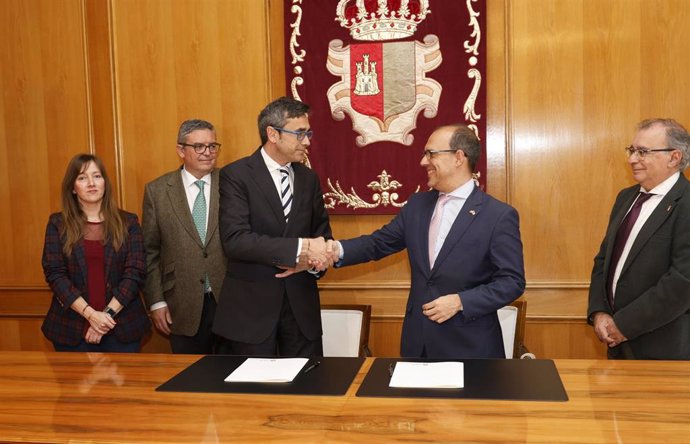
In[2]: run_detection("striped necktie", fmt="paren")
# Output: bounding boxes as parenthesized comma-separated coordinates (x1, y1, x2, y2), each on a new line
(280, 167, 292, 222)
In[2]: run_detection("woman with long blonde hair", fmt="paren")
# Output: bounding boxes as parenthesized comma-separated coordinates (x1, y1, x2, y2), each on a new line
(42, 154, 150, 351)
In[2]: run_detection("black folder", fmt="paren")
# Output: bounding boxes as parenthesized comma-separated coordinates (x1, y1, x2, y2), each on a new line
(357, 358, 568, 401)
(157, 355, 364, 396)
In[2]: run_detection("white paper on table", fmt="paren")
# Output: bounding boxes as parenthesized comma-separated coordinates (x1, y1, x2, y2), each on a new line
(389, 361, 464, 388)
(224, 358, 309, 383)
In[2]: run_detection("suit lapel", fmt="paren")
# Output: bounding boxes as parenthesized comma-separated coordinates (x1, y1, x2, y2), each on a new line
(603, 188, 640, 276)
(420, 191, 439, 272)
(248, 149, 286, 228)
(431, 186, 483, 273)
(287, 163, 310, 235)
(206, 168, 220, 247)
(620, 175, 687, 275)
(166, 170, 204, 248)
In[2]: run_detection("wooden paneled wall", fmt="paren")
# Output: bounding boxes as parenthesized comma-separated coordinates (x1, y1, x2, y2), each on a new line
(2, 0, 689, 359)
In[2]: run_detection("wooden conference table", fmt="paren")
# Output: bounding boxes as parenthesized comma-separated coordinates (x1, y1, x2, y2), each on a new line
(0, 351, 688, 443)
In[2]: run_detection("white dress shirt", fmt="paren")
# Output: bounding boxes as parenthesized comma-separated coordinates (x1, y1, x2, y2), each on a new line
(150, 167, 213, 311)
(429, 179, 475, 261)
(260, 148, 302, 258)
(611, 172, 680, 296)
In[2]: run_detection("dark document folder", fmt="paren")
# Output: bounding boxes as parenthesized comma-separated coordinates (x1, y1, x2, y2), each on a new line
(357, 358, 568, 401)
(157, 355, 364, 396)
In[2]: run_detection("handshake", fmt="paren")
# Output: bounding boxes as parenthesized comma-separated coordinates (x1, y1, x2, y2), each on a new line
(275, 237, 341, 277)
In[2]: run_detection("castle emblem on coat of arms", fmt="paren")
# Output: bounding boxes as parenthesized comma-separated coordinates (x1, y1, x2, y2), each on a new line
(327, 0, 442, 146)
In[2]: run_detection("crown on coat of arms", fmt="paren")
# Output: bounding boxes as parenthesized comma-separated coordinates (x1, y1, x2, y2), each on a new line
(335, 0, 430, 41)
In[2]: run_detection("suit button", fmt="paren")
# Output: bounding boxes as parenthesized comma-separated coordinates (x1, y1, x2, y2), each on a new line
(203, 252, 208, 258)
(427, 281, 434, 287)
(199, 279, 204, 284)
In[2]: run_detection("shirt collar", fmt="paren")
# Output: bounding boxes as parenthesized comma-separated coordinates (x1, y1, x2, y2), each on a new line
(644, 171, 680, 195)
(261, 147, 292, 173)
(181, 167, 211, 189)
(442, 178, 475, 200)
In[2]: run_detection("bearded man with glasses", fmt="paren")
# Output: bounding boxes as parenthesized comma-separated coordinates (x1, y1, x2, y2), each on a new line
(588, 118, 690, 360)
(142, 119, 227, 354)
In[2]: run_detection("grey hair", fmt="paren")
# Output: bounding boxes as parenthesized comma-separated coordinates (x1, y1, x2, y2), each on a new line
(177, 119, 215, 144)
(447, 124, 481, 172)
(258, 97, 310, 145)
(638, 118, 690, 170)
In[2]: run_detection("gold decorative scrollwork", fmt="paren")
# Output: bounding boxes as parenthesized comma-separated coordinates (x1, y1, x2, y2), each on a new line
(463, 0, 482, 139)
(463, 68, 482, 125)
(463, 0, 481, 56)
(289, 0, 305, 101)
(323, 170, 419, 210)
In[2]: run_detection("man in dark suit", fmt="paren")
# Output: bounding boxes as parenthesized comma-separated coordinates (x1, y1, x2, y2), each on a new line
(328, 124, 526, 358)
(588, 118, 690, 360)
(213, 97, 332, 357)
(142, 119, 227, 354)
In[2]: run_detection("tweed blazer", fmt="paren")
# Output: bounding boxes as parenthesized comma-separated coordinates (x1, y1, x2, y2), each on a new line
(142, 168, 227, 336)
(41, 212, 150, 346)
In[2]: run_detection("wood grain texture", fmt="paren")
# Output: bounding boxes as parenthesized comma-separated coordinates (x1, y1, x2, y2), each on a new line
(110, 0, 273, 214)
(3, 0, 690, 360)
(0, 352, 688, 443)
(0, 0, 90, 286)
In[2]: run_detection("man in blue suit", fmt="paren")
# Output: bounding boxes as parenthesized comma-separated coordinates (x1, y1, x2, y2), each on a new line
(329, 124, 525, 358)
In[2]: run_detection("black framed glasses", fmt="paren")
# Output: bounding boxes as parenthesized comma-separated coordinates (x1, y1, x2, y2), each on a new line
(625, 145, 675, 159)
(424, 149, 459, 159)
(178, 142, 221, 154)
(273, 127, 314, 141)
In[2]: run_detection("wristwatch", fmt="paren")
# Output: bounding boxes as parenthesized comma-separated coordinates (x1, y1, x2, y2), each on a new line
(103, 306, 118, 318)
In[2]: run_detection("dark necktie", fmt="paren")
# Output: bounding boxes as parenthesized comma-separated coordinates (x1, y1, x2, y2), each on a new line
(606, 192, 654, 308)
(279, 167, 292, 222)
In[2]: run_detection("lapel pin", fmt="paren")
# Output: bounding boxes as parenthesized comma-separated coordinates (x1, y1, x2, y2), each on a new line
(469, 210, 476, 216)
(667, 204, 672, 212)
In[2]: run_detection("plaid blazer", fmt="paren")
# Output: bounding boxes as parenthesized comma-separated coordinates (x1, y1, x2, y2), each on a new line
(41, 211, 151, 346)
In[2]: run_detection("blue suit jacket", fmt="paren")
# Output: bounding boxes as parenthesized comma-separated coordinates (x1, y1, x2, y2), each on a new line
(340, 186, 525, 358)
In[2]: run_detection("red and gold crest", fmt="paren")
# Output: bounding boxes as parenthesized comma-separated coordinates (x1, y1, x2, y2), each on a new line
(284, 0, 486, 214)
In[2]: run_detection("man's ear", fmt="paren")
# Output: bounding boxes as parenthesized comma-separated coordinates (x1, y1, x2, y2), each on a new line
(267, 126, 280, 143)
(455, 149, 466, 166)
(669, 150, 682, 168)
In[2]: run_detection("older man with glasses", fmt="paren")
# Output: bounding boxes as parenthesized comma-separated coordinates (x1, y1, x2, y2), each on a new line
(588, 118, 690, 360)
(142, 119, 227, 354)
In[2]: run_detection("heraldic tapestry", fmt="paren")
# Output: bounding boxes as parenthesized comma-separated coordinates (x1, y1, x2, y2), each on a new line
(284, 0, 486, 214)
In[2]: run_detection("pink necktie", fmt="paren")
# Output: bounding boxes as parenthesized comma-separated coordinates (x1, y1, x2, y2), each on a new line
(429, 194, 451, 268)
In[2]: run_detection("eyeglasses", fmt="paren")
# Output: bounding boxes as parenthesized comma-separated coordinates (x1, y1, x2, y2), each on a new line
(424, 149, 459, 159)
(178, 142, 221, 154)
(625, 145, 675, 159)
(273, 127, 314, 142)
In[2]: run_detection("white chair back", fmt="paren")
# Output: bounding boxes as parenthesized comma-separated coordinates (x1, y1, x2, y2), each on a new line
(497, 305, 518, 358)
(320, 309, 364, 357)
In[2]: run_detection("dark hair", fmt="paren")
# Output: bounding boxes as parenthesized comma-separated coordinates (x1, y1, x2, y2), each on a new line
(177, 119, 215, 144)
(447, 124, 481, 172)
(60, 154, 126, 256)
(638, 118, 690, 170)
(258, 97, 310, 145)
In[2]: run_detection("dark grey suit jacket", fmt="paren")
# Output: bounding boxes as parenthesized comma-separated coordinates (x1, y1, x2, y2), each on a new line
(142, 168, 227, 336)
(588, 173, 690, 359)
(213, 148, 331, 344)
